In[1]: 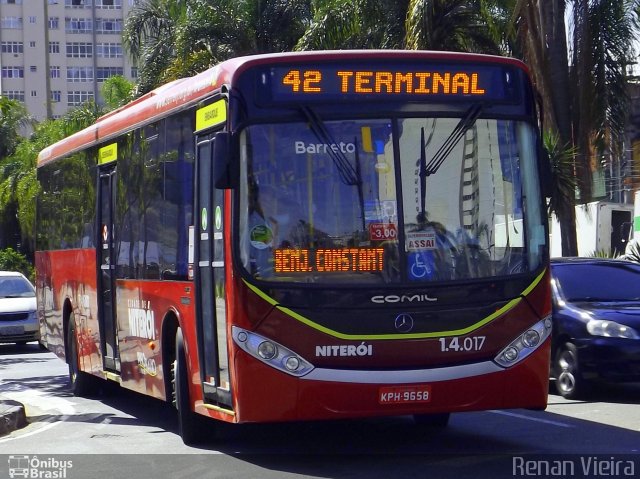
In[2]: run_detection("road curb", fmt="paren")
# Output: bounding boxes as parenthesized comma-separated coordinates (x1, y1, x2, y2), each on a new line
(0, 400, 27, 436)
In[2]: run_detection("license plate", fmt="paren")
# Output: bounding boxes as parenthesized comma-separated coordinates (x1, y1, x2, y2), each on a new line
(379, 385, 431, 404)
(0, 326, 24, 336)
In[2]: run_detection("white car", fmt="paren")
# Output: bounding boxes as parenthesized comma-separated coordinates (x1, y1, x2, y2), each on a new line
(0, 271, 39, 346)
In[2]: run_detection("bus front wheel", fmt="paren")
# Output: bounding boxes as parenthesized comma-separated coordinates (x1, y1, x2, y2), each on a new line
(172, 328, 210, 444)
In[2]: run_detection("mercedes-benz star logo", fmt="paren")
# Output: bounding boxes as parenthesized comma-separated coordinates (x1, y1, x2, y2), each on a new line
(394, 313, 414, 333)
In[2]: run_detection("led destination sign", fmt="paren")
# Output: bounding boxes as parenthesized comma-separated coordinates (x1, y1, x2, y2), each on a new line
(274, 248, 384, 274)
(263, 62, 517, 102)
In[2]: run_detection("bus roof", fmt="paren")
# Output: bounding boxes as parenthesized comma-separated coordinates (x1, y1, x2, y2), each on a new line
(37, 50, 528, 167)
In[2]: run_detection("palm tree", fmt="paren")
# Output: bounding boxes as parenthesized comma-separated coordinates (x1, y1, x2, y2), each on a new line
(511, 0, 577, 256)
(296, 0, 501, 52)
(510, 0, 640, 256)
(0, 103, 101, 254)
(296, 0, 407, 49)
(101, 75, 135, 111)
(405, 0, 503, 53)
(0, 97, 31, 251)
(0, 97, 30, 159)
(122, 0, 187, 94)
(545, 130, 578, 221)
(124, 0, 313, 94)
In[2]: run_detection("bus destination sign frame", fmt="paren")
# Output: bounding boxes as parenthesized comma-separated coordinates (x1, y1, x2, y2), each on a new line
(258, 62, 519, 104)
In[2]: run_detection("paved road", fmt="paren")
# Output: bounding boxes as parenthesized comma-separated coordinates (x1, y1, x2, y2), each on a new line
(1, 343, 639, 479)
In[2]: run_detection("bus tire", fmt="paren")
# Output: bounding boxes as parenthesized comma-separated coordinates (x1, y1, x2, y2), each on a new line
(413, 413, 450, 429)
(172, 328, 209, 444)
(67, 313, 98, 396)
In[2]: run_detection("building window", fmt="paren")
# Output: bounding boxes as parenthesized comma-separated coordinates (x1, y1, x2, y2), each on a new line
(49, 17, 59, 29)
(51, 91, 61, 103)
(30, 66, 37, 72)
(66, 42, 93, 58)
(96, 42, 122, 58)
(1, 17, 23, 29)
(29, 16, 36, 24)
(2, 91, 25, 102)
(96, 66, 123, 82)
(1, 42, 23, 54)
(95, 18, 122, 34)
(29, 41, 36, 48)
(31, 90, 37, 97)
(1, 67, 24, 78)
(1, 1, 24, 4)
(67, 66, 94, 82)
(50, 66, 61, 78)
(65, 0, 91, 7)
(66, 18, 92, 33)
(49, 42, 60, 54)
(96, 0, 121, 8)
(67, 91, 94, 106)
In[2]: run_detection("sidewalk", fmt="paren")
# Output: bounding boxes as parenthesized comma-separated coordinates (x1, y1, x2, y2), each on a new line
(0, 399, 26, 436)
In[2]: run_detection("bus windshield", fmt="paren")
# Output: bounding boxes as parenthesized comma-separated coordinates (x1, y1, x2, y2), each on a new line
(239, 115, 545, 284)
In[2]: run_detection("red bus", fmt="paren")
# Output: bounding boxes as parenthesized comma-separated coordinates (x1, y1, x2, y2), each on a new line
(36, 50, 552, 444)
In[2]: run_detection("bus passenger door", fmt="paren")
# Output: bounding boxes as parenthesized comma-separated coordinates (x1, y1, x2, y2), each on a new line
(98, 167, 120, 372)
(195, 134, 231, 408)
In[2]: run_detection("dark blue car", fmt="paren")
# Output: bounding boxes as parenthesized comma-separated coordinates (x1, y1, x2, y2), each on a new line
(550, 258, 640, 399)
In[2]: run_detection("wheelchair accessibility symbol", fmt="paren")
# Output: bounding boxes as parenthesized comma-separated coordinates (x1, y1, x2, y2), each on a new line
(408, 252, 435, 280)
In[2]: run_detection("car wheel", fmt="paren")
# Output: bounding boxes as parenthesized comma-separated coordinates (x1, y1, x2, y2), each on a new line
(172, 328, 211, 444)
(554, 342, 589, 400)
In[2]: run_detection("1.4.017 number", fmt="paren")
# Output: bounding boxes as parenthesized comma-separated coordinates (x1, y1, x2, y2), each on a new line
(438, 336, 485, 352)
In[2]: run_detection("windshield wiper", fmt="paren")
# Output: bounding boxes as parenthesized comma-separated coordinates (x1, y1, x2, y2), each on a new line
(418, 103, 483, 224)
(300, 106, 360, 186)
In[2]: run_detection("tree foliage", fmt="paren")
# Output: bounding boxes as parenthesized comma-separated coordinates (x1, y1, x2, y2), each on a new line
(0, 247, 34, 281)
(101, 76, 135, 110)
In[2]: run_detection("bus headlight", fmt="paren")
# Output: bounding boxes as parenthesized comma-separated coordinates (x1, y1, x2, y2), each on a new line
(232, 326, 314, 377)
(494, 316, 552, 368)
(257, 341, 277, 360)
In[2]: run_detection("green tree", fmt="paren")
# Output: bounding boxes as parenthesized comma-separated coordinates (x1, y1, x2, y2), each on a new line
(405, 0, 502, 52)
(0, 97, 30, 159)
(0, 103, 100, 256)
(0, 247, 34, 280)
(296, 0, 407, 49)
(296, 0, 501, 52)
(510, 0, 640, 256)
(124, 0, 312, 94)
(11, 120, 68, 255)
(61, 101, 105, 136)
(545, 131, 578, 221)
(0, 97, 31, 252)
(101, 75, 135, 110)
(122, 0, 188, 94)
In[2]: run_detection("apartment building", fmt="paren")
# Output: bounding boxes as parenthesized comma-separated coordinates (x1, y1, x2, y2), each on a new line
(0, 0, 137, 121)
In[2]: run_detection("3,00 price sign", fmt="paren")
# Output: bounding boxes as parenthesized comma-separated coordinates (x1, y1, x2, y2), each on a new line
(369, 223, 397, 241)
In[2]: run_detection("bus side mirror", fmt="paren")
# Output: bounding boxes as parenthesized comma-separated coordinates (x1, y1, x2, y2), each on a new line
(212, 131, 238, 189)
